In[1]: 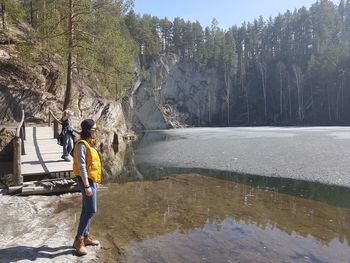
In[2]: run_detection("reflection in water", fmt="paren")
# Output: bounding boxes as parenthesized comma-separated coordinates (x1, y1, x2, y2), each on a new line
(93, 174, 350, 262)
(136, 164, 350, 209)
(125, 218, 347, 263)
(94, 130, 350, 262)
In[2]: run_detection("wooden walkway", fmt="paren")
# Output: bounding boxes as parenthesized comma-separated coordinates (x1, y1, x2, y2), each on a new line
(21, 126, 73, 177)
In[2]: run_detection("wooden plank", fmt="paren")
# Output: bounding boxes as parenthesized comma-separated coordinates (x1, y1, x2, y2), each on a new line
(21, 127, 73, 176)
(20, 185, 79, 195)
(20, 178, 79, 195)
(22, 177, 76, 186)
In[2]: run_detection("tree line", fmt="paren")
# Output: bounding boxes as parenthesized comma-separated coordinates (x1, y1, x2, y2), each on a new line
(125, 0, 350, 125)
(2, 0, 350, 125)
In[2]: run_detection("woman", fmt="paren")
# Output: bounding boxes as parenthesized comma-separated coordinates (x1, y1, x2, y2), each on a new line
(61, 110, 74, 161)
(72, 119, 101, 256)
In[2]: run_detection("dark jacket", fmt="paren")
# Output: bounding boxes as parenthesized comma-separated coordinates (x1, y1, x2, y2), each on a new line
(62, 119, 73, 135)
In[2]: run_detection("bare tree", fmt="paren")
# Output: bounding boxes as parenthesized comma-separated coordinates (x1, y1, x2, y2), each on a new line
(277, 61, 286, 120)
(336, 71, 345, 121)
(224, 63, 231, 125)
(208, 85, 212, 124)
(286, 72, 292, 121)
(326, 84, 331, 121)
(257, 62, 267, 122)
(292, 64, 304, 122)
(241, 59, 249, 124)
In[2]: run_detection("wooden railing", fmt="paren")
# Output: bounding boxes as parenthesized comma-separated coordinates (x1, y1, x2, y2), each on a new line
(49, 110, 60, 138)
(13, 109, 25, 185)
(11, 110, 82, 187)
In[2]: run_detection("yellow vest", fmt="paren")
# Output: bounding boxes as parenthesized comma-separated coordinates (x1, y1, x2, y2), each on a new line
(73, 140, 102, 183)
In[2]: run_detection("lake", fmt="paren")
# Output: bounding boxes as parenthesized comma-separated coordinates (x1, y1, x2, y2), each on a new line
(92, 127, 350, 262)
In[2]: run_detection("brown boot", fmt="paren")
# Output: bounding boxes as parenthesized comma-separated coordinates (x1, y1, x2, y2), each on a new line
(73, 236, 88, 256)
(84, 234, 100, 246)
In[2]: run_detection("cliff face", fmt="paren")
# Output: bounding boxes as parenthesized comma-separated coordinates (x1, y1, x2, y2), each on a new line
(0, 39, 129, 179)
(132, 54, 224, 130)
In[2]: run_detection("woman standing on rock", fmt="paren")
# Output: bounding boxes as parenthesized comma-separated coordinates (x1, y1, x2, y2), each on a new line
(61, 110, 74, 161)
(73, 119, 101, 256)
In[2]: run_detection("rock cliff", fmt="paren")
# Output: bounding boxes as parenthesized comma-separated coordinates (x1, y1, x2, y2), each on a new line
(132, 53, 224, 130)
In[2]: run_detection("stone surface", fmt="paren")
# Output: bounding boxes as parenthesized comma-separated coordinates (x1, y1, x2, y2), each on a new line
(132, 54, 223, 130)
(0, 193, 99, 263)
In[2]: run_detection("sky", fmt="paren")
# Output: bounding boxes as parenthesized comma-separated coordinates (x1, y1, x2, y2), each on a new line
(133, 0, 339, 29)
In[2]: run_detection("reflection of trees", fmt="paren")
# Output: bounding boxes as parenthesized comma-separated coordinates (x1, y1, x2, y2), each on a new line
(94, 174, 350, 249)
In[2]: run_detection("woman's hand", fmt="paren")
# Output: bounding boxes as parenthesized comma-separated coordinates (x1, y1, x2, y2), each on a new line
(85, 186, 93, 197)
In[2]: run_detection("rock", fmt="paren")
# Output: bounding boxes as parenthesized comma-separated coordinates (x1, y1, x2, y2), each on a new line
(132, 53, 223, 130)
(0, 49, 10, 60)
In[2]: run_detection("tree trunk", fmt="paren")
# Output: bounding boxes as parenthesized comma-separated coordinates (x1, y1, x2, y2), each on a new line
(336, 85, 341, 121)
(326, 85, 331, 122)
(279, 70, 283, 119)
(63, 0, 73, 110)
(240, 58, 249, 124)
(287, 73, 292, 121)
(245, 84, 249, 124)
(197, 103, 201, 126)
(225, 66, 230, 126)
(310, 82, 314, 122)
(64, 51, 72, 110)
(258, 62, 267, 122)
(341, 73, 344, 120)
(30, 1, 34, 26)
(292, 64, 303, 122)
(1, 0, 6, 30)
(277, 62, 285, 121)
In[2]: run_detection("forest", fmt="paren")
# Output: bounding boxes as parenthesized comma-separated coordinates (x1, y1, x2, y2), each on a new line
(1, 0, 350, 125)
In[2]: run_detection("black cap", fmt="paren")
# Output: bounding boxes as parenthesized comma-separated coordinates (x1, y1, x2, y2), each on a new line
(80, 119, 95, 131)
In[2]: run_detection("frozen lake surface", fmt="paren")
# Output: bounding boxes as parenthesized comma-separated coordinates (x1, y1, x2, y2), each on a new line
(135, 127, 350, 187)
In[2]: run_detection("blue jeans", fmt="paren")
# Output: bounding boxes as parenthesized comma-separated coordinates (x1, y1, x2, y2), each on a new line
(76, 177, 97, 237)
(62, 132, 73, 158)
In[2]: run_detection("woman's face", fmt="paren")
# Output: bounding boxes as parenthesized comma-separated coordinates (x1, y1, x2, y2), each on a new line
(90, 124, 97, 139)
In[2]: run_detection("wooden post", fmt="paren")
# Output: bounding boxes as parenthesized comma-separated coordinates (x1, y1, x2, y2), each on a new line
(113, 133, 119, 153)
(20, 126, 25, 155)
(13, 109, 24, 186)
(22, 121, 26, 140)
(54, 119, 59, 138)
(49, 112, 52, 127)
(13, 137, 23, 185)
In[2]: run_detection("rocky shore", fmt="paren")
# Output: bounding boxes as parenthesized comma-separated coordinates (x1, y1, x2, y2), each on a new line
(0, 191, 99, 263)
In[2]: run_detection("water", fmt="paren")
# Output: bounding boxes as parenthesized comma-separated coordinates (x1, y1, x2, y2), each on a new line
(134, 127, 350, 187)
(93, 127, 350, 262)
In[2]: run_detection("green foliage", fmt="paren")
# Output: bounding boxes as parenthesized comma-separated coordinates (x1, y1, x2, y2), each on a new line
(124, 0, 350, 125)
(8, 0, 350, 125)
(3, 0, 25, 24)
(13, 0, 137, 105)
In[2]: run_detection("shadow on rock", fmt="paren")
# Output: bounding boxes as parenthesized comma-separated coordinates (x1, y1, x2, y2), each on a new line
(0, 245, 75, 263)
